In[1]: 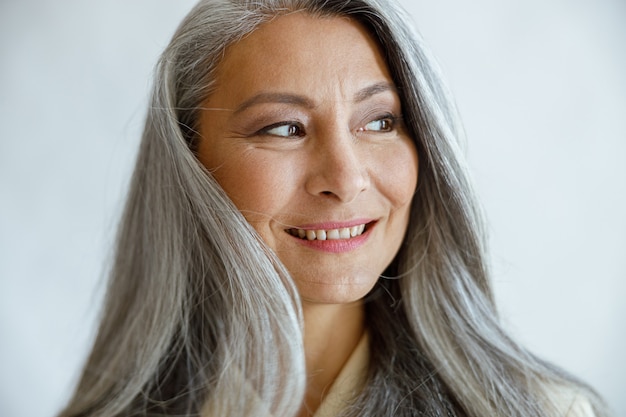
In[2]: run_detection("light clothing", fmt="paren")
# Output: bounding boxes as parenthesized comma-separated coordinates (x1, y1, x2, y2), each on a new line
(550, 383, 597, 417)
(199, 333, 369, 417)
(313, 332, 597, 417)
(313, 332, 369, 417)
(203, 331, 596, 417)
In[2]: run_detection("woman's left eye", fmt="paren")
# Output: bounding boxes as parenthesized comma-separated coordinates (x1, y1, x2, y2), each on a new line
(362, 116, 395, 132)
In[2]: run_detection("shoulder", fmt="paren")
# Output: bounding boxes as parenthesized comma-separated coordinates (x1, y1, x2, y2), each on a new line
(546, 383, 597, 417)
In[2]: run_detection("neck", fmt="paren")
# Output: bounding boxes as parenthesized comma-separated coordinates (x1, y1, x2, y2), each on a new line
(297, 300, 365, 417)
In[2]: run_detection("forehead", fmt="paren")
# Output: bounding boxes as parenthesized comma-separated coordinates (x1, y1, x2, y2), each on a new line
(208, 12, 394, 105)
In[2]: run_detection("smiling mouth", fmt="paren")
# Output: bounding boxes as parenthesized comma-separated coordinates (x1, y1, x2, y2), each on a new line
(286, 223, 369, 241)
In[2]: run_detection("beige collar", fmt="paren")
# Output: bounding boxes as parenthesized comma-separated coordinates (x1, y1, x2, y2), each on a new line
(313, 331, 369, 417)
(200, 332, 370, 417)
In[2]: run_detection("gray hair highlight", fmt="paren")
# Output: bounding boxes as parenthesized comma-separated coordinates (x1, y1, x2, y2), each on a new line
(59, 1, 609, 416)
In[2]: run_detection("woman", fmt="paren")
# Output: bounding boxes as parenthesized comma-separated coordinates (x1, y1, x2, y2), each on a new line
(59, 0, 608, 416)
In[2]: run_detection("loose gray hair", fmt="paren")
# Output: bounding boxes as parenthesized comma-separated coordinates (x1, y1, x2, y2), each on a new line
(59, 0, 609, 416)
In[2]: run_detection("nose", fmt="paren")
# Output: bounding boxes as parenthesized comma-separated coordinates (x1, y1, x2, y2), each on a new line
(304, 129, 370, 203)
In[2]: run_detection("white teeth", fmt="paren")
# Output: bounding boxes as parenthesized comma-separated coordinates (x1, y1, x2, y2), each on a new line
(327, 229, 340, 239)
(288, 224, 368, 241)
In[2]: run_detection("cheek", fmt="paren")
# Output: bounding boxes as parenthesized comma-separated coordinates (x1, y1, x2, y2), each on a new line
(207, 151, 298, 225)
(197, 117, 290, 220)
(373, 140, 419, 209)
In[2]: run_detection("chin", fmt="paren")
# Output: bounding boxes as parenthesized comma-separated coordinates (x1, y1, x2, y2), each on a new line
(295, 276, 379, 306)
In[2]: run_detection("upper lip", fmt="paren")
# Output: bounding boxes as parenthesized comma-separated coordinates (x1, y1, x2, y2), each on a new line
(287, 218, 375, 230)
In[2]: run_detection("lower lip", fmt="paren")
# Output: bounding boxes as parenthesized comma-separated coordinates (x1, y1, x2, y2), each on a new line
(287, 224, 374, 253)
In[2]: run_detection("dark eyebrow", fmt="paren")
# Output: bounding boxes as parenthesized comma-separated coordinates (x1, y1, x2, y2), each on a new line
(353, 82, 398, 103)
(233, 82, 398, 114)
(233, 93, 315, 114)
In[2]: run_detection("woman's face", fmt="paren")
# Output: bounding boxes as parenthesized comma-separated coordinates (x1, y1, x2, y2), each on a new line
(198, 13, 418, 305)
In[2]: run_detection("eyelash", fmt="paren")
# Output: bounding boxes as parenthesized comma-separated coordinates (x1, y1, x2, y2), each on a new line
(255, 113, 400, 138)
(359, 113, 398, 133)
(257, 121, 306, 138)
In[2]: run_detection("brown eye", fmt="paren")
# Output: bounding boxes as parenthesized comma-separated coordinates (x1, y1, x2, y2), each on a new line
(364, 116, 394, 132)
(261, 122, 305, 138)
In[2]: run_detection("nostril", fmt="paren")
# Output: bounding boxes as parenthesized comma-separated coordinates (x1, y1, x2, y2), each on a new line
(304, 160, 369, 202)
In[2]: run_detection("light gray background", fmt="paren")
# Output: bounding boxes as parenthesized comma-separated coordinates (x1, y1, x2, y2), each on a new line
(1, 1, 624, 416)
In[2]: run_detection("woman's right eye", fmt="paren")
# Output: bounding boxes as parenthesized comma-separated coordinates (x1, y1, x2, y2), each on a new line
(259, 122, 305, 138)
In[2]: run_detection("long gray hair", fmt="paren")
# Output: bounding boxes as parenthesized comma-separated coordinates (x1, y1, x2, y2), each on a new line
(59, 0, 608, 416)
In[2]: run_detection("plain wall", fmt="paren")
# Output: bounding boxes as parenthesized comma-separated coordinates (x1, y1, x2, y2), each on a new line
(0, 0, 624, 416)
